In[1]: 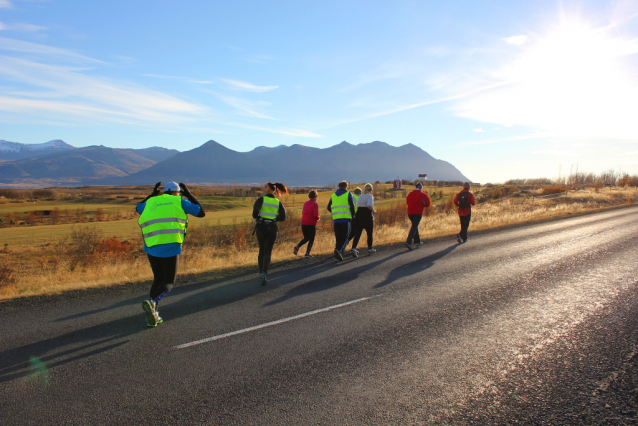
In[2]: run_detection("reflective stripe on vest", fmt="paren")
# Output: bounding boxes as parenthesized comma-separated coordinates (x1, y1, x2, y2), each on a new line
(330, 192, 352, 220)
(138, 194, 188, 247)
(259, 196, 280, 219)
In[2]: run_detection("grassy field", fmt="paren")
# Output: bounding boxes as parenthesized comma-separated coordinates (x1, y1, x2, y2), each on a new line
(1, 183, 634, 301)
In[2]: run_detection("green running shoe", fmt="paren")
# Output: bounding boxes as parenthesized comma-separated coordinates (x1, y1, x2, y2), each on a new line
(142, 299, 158, 327)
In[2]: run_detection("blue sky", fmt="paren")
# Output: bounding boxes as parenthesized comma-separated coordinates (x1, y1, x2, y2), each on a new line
(1, 0, 637, 183)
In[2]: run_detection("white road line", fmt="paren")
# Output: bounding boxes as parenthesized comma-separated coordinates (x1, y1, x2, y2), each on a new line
(174, 295, 382, 349)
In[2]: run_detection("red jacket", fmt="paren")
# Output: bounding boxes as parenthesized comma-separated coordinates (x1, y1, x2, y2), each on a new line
(453, 189, 476, 216)
(406, 190, 431, 215)
(301, 198, 320, 225)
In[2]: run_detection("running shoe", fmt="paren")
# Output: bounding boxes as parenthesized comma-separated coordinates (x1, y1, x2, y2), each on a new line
(457, 234, 462, 244)
(142, 299, 158, 327)
(304, 253, 314, 258)
(293, 246, 299, 255)
(260, 273, 267, 286)
(350, 249, 359, 258)
(334, 249, 343, 261)
(404, 243, 413, 251)
(368, 248, 376, 253)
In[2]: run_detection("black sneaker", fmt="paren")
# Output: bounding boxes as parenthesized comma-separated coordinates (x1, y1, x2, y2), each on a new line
(457, 234, 462, 244)
(293, 246, 299, 255)
(334, 249, 343, 261)
(404, 243, 413, 251)
(259, 273, 267, 286)
(350, 249, 359, 258)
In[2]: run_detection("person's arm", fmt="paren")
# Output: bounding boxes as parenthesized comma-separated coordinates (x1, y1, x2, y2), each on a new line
(423, 193, 431, 208)
(366, 194, 375, 213)
(179, 183, 205, 217)
(276, 202, 286, 222)
(453, 193, 460, 206)
(252, 197, 264, 219)
(326, 197, 332, 213)
(313, 202, 320, 221)
(469, 193, 477, 206)
(140, 182, 162, 203)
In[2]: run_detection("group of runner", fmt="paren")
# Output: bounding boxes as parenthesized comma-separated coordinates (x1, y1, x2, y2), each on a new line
(136, 180, 475, 327)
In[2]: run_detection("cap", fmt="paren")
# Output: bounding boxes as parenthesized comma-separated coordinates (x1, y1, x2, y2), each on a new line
(164, 181, 181, 192)
(415, 183, 423, 190)
(353, 188, 362, 195)
(463, 182, 471, 189)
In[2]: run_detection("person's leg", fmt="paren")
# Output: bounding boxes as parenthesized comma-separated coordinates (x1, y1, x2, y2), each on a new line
(351, 219, 363, 250)
(406, 214, 421, 244)
(304, 225, 316, 255)
(256, 226, 267, 274)
(261, 227, 278, 274)
(365, 218, 374, 249)
(460, 214, 471, 241)
(338, 222, 351, 253)
(296, 225, 311, 252)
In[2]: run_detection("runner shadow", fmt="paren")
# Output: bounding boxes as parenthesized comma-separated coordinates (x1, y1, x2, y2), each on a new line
(374, 244, 458, 288)
(264, 252, 406, 306)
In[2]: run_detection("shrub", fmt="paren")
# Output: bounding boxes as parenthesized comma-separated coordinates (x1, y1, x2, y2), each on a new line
(541, 186, 570, 195)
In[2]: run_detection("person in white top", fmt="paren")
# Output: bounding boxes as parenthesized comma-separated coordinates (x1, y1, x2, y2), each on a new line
(348, 183, 377, 255)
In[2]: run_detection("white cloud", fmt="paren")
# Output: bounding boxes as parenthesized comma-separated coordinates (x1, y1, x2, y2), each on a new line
(0, 37, 104, 63)
(473, 128, 485, 132)
(454, 21, 638, 140)
(0, 22, 47, 32)
(504, 35, 528, 45)
(220, 78, 278, 92)
(0, 0, 12, 8)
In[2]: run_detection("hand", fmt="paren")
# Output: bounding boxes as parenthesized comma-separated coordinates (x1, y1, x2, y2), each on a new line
(151, 181, 162, 196)
(179, 182, 191, 195)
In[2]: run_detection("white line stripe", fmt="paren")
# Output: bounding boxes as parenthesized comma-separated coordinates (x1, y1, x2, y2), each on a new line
(174, 295, 381, 349)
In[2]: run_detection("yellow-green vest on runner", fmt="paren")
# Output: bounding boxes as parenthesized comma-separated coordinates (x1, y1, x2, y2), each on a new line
(352, 193, 359, 213)
(259, 196, 280, 220)
(138, 194, 188, 247)
(330, 192, 352, 220)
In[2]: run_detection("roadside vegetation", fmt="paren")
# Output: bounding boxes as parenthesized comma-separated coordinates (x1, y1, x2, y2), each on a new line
(0, 173, 636, 300)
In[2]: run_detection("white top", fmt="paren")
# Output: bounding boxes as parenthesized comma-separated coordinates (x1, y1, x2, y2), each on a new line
(357, 193, 374, 208)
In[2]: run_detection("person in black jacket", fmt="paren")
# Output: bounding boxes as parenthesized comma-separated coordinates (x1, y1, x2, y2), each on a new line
(252, 182, 288, 285)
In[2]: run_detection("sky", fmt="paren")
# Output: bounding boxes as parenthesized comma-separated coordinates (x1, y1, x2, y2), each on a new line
(1, 0, 637, 183)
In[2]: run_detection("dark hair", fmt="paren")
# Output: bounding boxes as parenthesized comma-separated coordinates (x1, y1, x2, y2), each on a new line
(308, 190, 317, 199)
(338, 180, 348, 190)
(266, 182, 289, 196)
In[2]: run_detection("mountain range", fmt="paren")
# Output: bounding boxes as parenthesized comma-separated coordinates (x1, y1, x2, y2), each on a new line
(0, 139, 470, 187)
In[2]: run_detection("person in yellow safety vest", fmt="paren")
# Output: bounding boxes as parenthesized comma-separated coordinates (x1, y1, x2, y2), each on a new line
(327, 180, 356, 261)
(252, 182, 288, 286)
(352, 187, 362, 214)
(136, 181, 205, 327)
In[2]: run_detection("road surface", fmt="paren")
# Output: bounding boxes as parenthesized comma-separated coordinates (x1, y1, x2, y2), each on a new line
(1, 206, 637, 425)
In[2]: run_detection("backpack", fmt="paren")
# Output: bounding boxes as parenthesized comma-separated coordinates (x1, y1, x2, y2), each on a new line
(458, 192, 471, 209)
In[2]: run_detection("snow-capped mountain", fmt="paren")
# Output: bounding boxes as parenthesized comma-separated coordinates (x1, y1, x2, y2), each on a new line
(0, 140, 75, 160)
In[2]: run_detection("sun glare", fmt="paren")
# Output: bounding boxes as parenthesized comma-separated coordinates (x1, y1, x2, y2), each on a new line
(457, 20, 638, 139)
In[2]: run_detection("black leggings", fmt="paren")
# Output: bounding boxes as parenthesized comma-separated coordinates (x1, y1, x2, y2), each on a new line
(147, 254, 179, 300)
(351, 209, 374, 249)
(459, 214, 471, 241)
(296, 225, 316, 254)
(256, 224, 278, 274)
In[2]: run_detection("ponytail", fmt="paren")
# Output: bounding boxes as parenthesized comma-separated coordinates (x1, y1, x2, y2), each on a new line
(265, 182, 289, 196)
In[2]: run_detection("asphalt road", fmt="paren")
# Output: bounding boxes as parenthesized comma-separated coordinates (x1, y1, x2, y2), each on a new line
(1, 206, 637, 425)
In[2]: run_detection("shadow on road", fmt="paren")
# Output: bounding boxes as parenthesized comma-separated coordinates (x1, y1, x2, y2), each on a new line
(264, 251, 407, 306)
(374, 244, 459, 288)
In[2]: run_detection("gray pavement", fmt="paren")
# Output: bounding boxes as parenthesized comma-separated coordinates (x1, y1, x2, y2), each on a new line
(1, 206, 637, 425)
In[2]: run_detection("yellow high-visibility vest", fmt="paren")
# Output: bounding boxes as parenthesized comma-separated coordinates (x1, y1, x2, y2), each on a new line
(259, 196, 280, 220)
(138, 194, 187, 247)
(330, 192, 352, 220)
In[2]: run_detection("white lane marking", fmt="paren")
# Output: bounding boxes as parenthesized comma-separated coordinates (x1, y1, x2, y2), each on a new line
(174, 295, 382, 349)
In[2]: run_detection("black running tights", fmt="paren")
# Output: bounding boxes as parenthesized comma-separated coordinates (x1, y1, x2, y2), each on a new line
(256, 224, 278, 274)
(147, 254, 179, 300)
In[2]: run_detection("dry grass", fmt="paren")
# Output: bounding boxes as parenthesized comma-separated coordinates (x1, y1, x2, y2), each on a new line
(0, 186, 636, 301)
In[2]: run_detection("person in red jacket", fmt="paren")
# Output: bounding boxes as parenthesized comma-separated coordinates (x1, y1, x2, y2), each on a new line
(293, 190, 320, 258)
(453, 182, 476, 243)
(405, 182, 431, 250)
